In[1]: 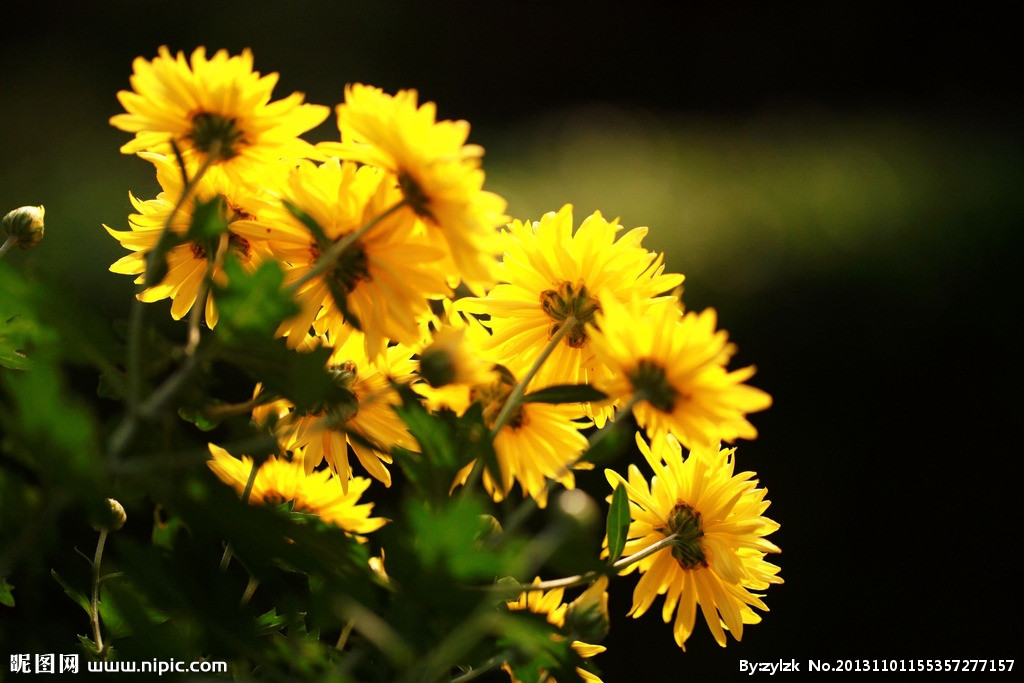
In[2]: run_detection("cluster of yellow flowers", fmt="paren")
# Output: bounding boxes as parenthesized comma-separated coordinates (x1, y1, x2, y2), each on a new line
(107, 46, 781, 664)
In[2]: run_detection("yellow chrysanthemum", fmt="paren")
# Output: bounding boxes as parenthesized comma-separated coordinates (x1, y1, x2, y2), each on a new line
(588, 295, 771, 449)
(317, 84, 508, 289)
(104, 152, 277, 326)
(504, 577, 607, 683)
(110, 46, 328, 187)
(254, 333, 417, 490)
(233, 158, 452, 356)
(458, 204, 683, 425)
(452, 366, 589, 508)
(206, 444, 386, 534)
(414, 302, 500, 415)
(605, 433, 782, 650)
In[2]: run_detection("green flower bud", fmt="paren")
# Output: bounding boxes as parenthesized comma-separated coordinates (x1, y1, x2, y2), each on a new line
(565, 575, 610, 643)
(2, 205, 45, 250)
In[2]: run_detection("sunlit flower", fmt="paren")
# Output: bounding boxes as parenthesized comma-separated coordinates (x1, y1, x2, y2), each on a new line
(317, 84, 508, 289)
(414, 302, 499, 415)
(233, 157, 451, 356)
(452, 366, 589, 508)
(605, 433, 782, 649)
(254, 333, 417, 490)
(458, 204, 683, 425)
(504, 577, 607, 683)
(104, 152, 276, 326)
(110, 46, 328, 187)
(207, 443, 386, 534)
(588, 295, 771, 449)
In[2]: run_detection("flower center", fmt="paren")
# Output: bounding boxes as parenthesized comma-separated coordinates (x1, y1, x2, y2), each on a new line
(312, 240, 370, 294)
(627, 359, 678, 412)
(660, 500, 707, 569)
(539, 280, 601, 348)
(398, 171, 434, 221)
(188, 112, 245, 160)
(471, 366, 527, 430)
(306, 361, 360, 428)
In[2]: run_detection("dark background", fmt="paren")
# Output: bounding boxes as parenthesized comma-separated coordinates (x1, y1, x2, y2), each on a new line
(2, 1, 1021, 679)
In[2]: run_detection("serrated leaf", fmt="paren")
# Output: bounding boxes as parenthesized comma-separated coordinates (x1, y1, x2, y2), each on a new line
(1, 576, 14, 607)
(51, 569, 92, 616)
(522, 384, 608, 405)
(605, 484, 631, 563)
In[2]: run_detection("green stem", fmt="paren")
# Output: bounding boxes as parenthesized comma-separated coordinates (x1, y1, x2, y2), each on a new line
(239, 575, 259, 608)
(112, 149, 218, 459)
(450, 656, 504, 683)
(289, 199, 407, 292)
(335, 620, 355, 651)
(0, 234, 16, 258)
(522, 532, 680, 593)
(220, 458, 260, 572)
(490, 314, 576, 438)
(90, 530, 109, 657)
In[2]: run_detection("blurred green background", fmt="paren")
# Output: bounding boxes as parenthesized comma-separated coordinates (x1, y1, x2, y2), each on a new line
(2, 1, 1020, 678)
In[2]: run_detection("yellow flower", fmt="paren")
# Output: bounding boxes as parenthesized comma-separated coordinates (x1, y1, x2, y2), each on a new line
(504, 578, 607, 683)
(110, 46, 328, 187)
(414, 302, 500, 415)
(458, 205, 683, 425)
(255, 333, 417, 490)
(317, 84, 508, 289)
(588, 295, 771, 449)
(605, 433, 782, 650)
(207, 444, 386, 534)
(234, 158, 452, 356)
(104, 152, 276, 326)
(452, 366, 589, 508)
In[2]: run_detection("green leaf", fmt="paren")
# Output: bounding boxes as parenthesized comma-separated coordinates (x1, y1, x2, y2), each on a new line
(185, 195, 229, 243)
(0, 576, 14, 607)
(213, 258, 299, 342)
(51, 569, 92, 616)
(522, 384, 608, 405)
(283, 199, 330, 251)
(605, 484, 631, 563)
(255, 608, 290, 637)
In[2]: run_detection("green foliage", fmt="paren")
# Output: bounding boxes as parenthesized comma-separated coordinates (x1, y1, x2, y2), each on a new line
(605, 484, 631, 563)
(0, 576, 14, 607)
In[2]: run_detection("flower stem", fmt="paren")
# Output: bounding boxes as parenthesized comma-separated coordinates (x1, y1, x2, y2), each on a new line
(90, 530, 108, 657)
(520, 533, 679, 593)
(0, 234, 16, 258)
(219, 458, 259, 572)
(490, 314, 576, 438)
(111, 149, 218, 460)
(450, 656, 504, 683)
(289, 198, 407, 292)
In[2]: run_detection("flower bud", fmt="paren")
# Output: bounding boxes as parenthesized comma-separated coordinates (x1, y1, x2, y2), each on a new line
(564, 575, 610, 643)
(2, 205, 45, 250)
(90, 498, 127, 532)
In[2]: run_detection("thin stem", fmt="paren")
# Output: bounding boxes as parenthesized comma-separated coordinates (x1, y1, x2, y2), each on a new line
(111, 148, 218, 459)
(90, 530, 109, 656)
(522, 533, 680, 593)
(289, 198, 407, 292)
(335, 620, 355, 651)
(490, 314, 576, 438)
(239, 575, 259, 608)
(185, 231, 227, 357)
(450, 656, 504, 683)
(220, 458, 260, 572)
(0, 234, 16, 258)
